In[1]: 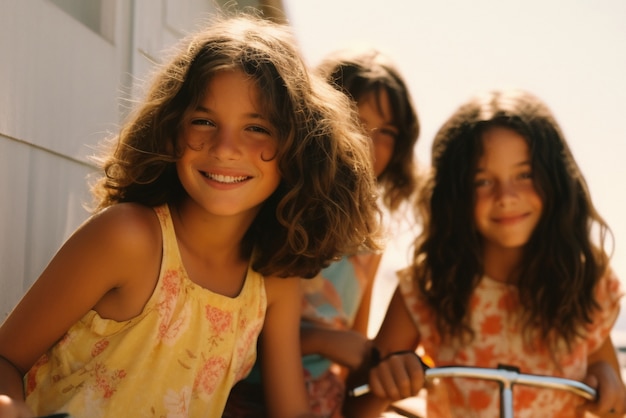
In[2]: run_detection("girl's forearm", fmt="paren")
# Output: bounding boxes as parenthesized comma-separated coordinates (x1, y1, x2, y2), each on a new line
(299, 324, 326, 356)
(300, 326, 371, 370)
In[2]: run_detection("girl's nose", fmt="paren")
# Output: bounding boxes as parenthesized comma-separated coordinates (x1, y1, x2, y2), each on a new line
(209, 128, 241, 160)
(495, 180, 518, 203)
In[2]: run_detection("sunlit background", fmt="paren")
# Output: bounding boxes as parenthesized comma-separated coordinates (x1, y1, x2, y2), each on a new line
(282, 0, 626, 335)
(1, 0, 625, 344)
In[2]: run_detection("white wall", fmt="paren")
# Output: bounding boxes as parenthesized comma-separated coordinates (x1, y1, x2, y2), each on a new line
(0, 0, 130, 318)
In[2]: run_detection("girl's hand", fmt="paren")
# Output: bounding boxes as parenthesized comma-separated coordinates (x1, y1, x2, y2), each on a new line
(0, 395, 34, 418)
(579, 361, 626, 417)
(367, 351, 425, 401)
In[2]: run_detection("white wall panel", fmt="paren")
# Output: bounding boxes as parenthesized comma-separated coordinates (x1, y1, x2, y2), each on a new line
(0, 0, 123, 318)
(0, 137, 30, 318)
(0, 135, 94, 318)
(0, 0, 123, 161)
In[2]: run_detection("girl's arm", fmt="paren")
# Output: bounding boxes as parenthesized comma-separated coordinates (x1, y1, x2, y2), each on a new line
(343, 287, 424, 418)
(262, 276, 313, 418)
(581, 336, 626, 417)
(351, 252, 382, 336)
(300, 325, 374, 372)
(0, 204, 161, 415)
(299, 252, 382, 372)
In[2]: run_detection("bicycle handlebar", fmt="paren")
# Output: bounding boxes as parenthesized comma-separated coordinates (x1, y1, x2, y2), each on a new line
(349, 364, 596, 418)
(435, 365, 595, 399)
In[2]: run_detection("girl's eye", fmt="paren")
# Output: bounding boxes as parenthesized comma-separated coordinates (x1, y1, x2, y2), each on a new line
(380, 127, 399, 138)
(247, 125, 272, 135)
(474, 178, 492, 188)
(519, 171, 533, 180)
(191, 119, 215, 127)
(370, 127, 398, 142)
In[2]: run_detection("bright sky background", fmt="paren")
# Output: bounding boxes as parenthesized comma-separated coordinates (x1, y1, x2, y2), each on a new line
(282, 0, 626, 332)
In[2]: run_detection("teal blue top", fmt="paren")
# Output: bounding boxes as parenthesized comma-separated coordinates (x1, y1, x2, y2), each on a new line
(245, 254, 368, 382)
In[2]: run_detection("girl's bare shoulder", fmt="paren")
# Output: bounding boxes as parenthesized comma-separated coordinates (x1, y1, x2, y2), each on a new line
(88, 204, 163, 284)
(85, 203, 162, 251)
(84, 203, 163, 319)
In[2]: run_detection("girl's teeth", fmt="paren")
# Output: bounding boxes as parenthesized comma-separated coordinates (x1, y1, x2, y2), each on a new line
(207, 173, 247, 183)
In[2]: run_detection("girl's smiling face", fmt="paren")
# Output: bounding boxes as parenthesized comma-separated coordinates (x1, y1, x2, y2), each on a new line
(473, 126, 543, 253)
(176, 69, 281, 220)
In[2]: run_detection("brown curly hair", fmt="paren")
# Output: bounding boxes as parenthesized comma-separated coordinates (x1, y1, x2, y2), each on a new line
(413, 89, 611, 350)
(91, 14, 381, 279)
(315, 48, 420, 212)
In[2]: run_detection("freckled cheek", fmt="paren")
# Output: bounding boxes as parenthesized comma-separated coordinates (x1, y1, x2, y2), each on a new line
(178, 129, 209, 151)
(257, 142, 279, 161)
(519, 184, 543, 205)
(473, 197, 485, 216)
(474, 194, 497, 224)
(474, 188, 493, 200)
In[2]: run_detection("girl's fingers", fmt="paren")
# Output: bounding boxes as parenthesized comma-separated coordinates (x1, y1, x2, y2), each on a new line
(580, 363, 625, 416)
(369, 366, 395, 399)
(369, 352, 425, 401)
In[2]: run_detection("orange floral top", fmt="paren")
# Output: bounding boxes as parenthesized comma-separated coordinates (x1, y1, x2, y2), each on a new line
(398, 269, 622, 418)
(25, 204, 266, 418)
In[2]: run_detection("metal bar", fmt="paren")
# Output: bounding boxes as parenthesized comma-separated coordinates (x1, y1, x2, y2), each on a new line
(422, 366, 596, 401)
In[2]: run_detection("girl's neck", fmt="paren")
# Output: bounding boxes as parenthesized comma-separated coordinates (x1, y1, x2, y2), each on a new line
(482, 244, 523, 284)
(169, 200, 254, 296)
(169, 200, 253, 263)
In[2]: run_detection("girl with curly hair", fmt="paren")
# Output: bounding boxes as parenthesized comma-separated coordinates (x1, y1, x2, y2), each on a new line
(345, 89, 625, 417)
(0, 14, 380, 418)
(225, 48, 419, 418)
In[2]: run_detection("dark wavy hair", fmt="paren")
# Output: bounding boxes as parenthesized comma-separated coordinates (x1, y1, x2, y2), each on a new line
(316, 48, 420, 212)
(91, 14, 381, 279)
(413, 89, 611, 350)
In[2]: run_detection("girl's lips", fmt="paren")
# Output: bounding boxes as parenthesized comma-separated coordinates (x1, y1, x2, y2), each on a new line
(493, 213, 528, 224)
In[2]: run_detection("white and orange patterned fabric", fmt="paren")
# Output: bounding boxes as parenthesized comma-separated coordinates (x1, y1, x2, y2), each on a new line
(25, 204, 267, 418)
(398, 268, 622, 418)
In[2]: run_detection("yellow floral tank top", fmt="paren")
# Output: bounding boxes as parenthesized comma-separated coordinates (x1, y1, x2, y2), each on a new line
(25, 204, 267, 418)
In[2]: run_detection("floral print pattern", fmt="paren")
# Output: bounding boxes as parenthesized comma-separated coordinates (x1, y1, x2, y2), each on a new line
(398, 269, 622, 418)
(304, 368, 345, 418)
(25, 205, 267, 418)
